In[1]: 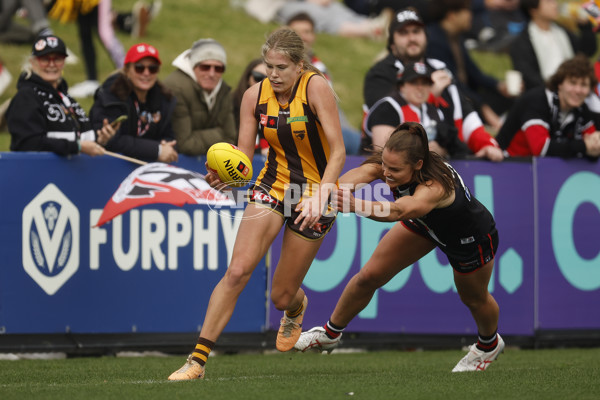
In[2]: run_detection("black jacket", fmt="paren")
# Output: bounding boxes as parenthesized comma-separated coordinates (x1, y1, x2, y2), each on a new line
(90, 72, 176, 161)
(8, 72, 95, 155)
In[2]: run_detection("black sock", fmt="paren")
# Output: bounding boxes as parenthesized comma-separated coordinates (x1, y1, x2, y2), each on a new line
(324, 320, 345, 339)
(476, 331, 498, 352)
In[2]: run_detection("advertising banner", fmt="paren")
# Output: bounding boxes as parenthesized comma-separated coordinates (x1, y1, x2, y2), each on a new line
(0, 154, 266, 334)
(535, 158, 600, 330)
(1, 153, 598, 337)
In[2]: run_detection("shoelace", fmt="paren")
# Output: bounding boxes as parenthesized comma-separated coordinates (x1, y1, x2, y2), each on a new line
(280, 317, 300, 337)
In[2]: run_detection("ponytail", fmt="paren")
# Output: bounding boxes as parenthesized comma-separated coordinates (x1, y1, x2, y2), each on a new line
(364, 122, 454, 196)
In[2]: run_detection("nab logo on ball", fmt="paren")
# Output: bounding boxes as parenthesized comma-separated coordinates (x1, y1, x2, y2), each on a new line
(206, 142, 253, 188)
(22, 184, 79, 295)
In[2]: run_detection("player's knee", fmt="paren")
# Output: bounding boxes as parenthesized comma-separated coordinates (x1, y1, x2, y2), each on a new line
(223, 263, 252, 289)
(270, 290, 294, 311)
(354, 269, 384, 291)
(459, 292, 488, 310)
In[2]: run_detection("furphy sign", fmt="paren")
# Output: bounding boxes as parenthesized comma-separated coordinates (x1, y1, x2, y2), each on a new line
(0, 154, 266, 334)
(22, 185, 244, 294)
(89, 208, 243, 272)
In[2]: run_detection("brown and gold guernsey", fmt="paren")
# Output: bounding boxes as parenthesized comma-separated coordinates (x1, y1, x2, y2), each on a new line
(254, 72, 331, 201)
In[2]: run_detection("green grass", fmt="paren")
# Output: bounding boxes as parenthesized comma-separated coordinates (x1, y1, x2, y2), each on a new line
(1, 348, 599, 399)
(0, 0, 512, 151)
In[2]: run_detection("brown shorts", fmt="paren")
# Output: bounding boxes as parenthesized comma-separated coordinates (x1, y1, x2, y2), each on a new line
(248, 187, 336, 241)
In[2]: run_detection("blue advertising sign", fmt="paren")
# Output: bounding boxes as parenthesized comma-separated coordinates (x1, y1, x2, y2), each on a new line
(0, 154, 267, 334)
(1, 153, 598, 337)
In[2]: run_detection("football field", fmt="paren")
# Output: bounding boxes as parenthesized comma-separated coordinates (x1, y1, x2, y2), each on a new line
(1, 347, 599, 399)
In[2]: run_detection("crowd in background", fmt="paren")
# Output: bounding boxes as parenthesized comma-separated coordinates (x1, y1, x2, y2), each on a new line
(1, 0, 600, 162)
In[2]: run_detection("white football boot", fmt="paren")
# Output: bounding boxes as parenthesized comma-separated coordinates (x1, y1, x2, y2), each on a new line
(294, 326, 341, 354)
(452, 334, 505, 372)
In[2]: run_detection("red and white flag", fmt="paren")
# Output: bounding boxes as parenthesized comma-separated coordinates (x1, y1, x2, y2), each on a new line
(95, 163, 235, 227)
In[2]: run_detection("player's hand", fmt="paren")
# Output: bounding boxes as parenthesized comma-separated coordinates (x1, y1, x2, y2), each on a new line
(332, 187, 355, 213)
(294, 194, 326, 231)
(204, 162, 232, 191)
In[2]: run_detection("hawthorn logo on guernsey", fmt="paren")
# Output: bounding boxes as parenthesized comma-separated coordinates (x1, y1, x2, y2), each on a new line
(22, 184, 80, 295)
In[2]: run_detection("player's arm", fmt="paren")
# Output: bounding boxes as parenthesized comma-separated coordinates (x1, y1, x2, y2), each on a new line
(338, 180, 448, 223)
(294, 75, 346, 231)
(307, 75, 346, 191)
(237, 83, 260, 161)
(339, 162, 383, 192)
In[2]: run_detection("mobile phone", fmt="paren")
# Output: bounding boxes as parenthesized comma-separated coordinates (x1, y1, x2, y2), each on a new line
(110, 115, 128, 128)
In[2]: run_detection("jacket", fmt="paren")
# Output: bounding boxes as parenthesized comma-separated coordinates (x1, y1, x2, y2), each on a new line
(89, 72, 176, 161)
(496, 87, 597, 159)
(509, 22, 597, 91)
(162, 50, 236, 156)
(8, 72, 95, 155)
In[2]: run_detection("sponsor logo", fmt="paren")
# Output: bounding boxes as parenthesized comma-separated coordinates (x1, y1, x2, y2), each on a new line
(267, 116, 278, 128)
(22, 184, 79, 295)
(260, 114, 279, 128)
(237, 161, 249, 176)
(287, 116, 308, 123)
(460, 236, 475, 244)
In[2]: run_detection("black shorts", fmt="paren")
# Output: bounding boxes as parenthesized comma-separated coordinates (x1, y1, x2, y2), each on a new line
(248, 187, 336, 241)
(402, 221, 499, 274)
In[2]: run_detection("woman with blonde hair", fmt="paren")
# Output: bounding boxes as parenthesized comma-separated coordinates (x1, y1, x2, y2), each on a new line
(168, 28, 346, 380)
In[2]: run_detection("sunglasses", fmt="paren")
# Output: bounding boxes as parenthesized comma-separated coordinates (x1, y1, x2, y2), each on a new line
(133, 63, 160, 74)
(36, 55, 66, 67)
(196, 64, 225, 73)
(251, 71, 267, 82)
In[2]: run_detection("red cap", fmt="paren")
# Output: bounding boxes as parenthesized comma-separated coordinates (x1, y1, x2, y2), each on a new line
(124, 43, 161, 65)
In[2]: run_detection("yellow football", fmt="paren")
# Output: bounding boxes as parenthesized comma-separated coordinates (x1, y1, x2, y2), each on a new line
(206, 143, 253, 187)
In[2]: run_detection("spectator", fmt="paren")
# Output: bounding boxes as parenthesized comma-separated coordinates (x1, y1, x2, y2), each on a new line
(363, 61, 470, 158)
(90, 43, 178, 163)
(49, 1, 160, 98)
(467, 0, 525, 52)
(0, 0, 52, 44)
(231, 58, 268, 155)
(7, 34, 114, 156)
(496, 55, 600, 159)
(343, 0, 434, 22)
(364, 8, 503, 161)
(509, 0, 597, 92)
(244, 0, 392, 39)
(287, 12, 362, 155)
(426, 0, 514, 132)
(67, 1, 126, 98)
(163, 38, 236, 156)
